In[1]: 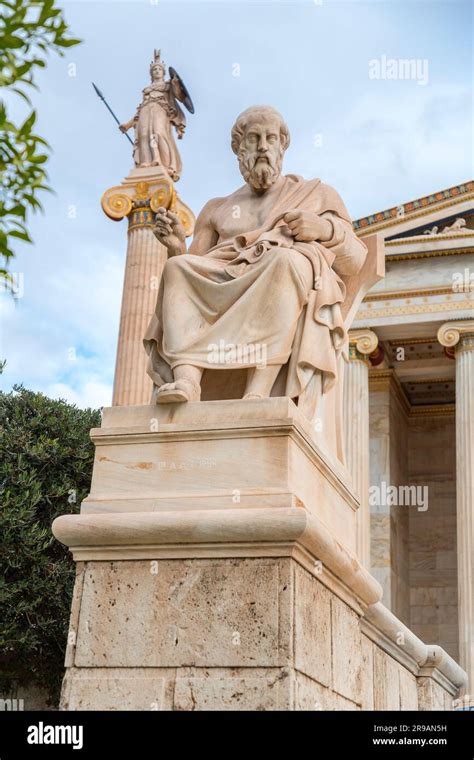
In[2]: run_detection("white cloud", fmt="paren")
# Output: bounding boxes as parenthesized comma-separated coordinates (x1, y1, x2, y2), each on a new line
(290, 83, 472, 217)
(45, 381, 112, 410)
(1, 241, 123, 409)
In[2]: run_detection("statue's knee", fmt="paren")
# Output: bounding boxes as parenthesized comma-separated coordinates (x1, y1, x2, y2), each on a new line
(271, 248, 313, 290)
(272, 247, 289, 263)
(270, 247, 294, 270)
(272, 247, 307, 271)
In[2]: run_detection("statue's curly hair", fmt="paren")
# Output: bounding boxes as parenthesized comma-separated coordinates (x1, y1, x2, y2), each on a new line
(231, 106, 290, 155)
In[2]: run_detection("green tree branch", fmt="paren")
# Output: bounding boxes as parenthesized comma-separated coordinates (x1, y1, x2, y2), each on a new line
(0, 0, 81, 287)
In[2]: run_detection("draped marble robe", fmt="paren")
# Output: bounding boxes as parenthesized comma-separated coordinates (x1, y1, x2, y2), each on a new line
(144, 174, 367, 462)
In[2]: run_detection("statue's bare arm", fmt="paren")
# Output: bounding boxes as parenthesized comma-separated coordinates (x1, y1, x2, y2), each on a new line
(322, 214, 368, 276)
(119, 117, 135, 133)
(187, 198, 221, 255)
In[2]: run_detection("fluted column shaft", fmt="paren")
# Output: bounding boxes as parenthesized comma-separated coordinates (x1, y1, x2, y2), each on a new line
(438, 321, 474, 692)
(112, 225, 167, 406)
(455, 334, 474, 690)
(344, 329, 379, 568)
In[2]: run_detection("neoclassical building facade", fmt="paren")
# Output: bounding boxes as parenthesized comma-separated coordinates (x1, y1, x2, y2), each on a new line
(348, 180, 474, 695)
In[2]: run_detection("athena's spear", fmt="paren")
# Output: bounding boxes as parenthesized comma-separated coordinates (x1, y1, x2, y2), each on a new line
(92, 82, 134, 145)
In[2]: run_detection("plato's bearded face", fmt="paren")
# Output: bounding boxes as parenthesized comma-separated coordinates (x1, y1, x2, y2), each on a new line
(237, 117, 285, 192)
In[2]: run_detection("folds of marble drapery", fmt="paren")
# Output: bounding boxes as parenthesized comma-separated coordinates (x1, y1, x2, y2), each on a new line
(144, 175, 367, 414)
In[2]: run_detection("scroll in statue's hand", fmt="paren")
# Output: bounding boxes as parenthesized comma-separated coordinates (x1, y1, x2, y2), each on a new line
(153, 207, 186, 256)
(283, 210, 333, 243)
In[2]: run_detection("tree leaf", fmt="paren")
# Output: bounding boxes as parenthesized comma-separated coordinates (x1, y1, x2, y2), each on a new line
(9, 229, 32, 242)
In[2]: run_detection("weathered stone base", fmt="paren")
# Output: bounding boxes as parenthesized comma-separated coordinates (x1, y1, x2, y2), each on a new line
(58, 555, 462, 711)
(53, 400, 466, 710)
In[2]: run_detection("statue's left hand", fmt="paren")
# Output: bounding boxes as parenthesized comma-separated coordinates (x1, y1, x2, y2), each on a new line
(153, 207, 186, 256)
(284, 210, 333, 243)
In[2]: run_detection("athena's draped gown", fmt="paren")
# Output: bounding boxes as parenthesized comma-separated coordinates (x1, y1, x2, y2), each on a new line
(133, 82, 185, 180)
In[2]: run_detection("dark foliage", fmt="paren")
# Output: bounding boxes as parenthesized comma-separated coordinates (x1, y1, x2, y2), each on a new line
(0, 385, 99, 705)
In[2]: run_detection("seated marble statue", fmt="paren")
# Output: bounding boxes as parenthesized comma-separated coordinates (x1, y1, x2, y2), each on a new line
(144, 105, 368, 456)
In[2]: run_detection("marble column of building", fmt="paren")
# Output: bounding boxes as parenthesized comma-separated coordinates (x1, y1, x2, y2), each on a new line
(438, 320, 474, 692)
(344, 329, 379, 568)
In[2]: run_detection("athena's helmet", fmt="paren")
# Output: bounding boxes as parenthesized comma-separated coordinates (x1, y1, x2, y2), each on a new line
(150, 49, 166, 79)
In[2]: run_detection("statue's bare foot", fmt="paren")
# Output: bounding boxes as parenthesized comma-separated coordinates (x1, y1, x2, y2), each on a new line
(243, 393, 264, 400)
(156, 379, 200, 404)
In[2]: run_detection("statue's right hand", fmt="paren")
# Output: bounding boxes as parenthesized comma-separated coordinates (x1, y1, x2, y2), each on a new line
(153, 207, 186, 254)
(119, 123, 128, 133)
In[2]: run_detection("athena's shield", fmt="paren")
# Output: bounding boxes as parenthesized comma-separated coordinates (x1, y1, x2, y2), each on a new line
(169, 66, 195, 114)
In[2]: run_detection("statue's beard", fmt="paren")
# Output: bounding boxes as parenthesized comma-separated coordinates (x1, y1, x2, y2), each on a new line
(238, 149, 283, 191)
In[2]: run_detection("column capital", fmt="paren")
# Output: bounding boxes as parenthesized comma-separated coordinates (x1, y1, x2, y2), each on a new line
(348, 329, 379, 363)
(101, 167, 195, 236)
(437, 321, 474, 353)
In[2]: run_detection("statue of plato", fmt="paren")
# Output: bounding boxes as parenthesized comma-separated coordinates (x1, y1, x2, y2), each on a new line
(144, 105, 368, 457)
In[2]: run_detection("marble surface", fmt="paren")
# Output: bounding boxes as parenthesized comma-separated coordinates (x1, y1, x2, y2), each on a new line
(58, 552, 463, 711)
(408, 414, 458, 661)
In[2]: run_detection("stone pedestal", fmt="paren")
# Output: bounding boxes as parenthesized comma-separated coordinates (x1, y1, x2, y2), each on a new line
(438, 321, 474, 694)
(53, 399, 466, 710)
(101, 167, 195, 406)
(79, 399, 358, 553)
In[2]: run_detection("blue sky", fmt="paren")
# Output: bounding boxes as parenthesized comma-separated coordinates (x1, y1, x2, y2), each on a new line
(0, 0, 472, 408)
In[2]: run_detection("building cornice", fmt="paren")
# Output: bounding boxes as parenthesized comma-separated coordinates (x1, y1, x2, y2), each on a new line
(365, 286, 454, 302)
(357, 298, 472, 321)
(409, 404, 455, 417)
(385, 247, 474, 263)
(353, 181, 474, 235)
(386, 234, 474, 246)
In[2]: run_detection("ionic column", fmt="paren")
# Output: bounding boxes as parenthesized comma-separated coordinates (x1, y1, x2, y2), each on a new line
(344, 329, 380, 568)
(438, 320, 474, 691)
(101, 168, 195, 406)
(112, 219, 167, 406)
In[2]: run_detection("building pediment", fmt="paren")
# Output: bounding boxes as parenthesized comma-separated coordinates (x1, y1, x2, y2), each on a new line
(353, 181, 473, 406)
(354, 181, 474, 243)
